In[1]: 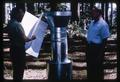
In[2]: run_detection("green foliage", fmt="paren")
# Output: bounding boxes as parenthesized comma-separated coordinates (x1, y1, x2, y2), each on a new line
(67, 11, 91, 38)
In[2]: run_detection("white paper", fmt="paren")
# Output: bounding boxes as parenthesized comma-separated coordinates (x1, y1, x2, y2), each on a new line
(21, 11, 38, 36)
(26, 20, 48, 57)
(21, 11, 48, 57)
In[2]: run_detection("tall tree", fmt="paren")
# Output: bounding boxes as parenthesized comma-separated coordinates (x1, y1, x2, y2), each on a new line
(0, 1, 4, 81)
(90, 1, 95, 10)
(101, 3, 104, 19)
(49, 0, 58, 12)
(105, 3, 109, 24)
(71, 0, 79, 22)
(27, 3, 35, 14)
(110, 3, 113, 27)
(117, 1, 120, 81)
(81, 3, 84, 12)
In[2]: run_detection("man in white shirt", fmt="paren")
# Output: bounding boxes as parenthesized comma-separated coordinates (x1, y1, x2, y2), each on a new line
(86, 6, 110, 81)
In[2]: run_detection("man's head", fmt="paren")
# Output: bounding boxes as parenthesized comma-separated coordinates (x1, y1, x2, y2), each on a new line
(10, 7, 25, 22)
(91, 6, 102, 20)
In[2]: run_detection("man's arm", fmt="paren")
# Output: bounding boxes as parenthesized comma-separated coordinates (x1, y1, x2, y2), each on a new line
(23, 34, 36, 42)
(17, 23, 36, 42)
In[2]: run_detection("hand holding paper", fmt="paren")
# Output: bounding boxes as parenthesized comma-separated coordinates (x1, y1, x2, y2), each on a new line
(31, 35, 36, 40)
(21, 11, 48, 57)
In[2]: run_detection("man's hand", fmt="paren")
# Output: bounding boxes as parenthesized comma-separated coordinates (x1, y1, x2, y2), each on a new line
(31, 35, 36, 40)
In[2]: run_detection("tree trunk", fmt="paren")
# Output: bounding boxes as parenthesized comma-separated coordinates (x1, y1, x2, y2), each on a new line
(110, 3, 113, 27)
(27, 3, 35, 15)
(105, 3, 109, 24)
(49, 0, 58, 12)
(0, 1, 4, 81)
(90, 2, 94, 10)
(101, 3, 104, 19)
(117, 1, 120, 80)
(71, 0, 79, 22)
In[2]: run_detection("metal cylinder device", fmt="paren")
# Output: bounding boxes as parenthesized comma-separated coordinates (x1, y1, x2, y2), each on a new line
(53, 11, 71, 63)
(46, 11, 72, 80)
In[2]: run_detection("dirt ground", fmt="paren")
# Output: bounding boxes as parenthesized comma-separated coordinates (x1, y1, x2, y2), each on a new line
(4, 68, 117, 80)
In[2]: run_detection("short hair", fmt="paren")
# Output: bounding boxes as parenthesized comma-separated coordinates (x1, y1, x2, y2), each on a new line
(92, 6, 103, 15)
(10, 7, 24, 20)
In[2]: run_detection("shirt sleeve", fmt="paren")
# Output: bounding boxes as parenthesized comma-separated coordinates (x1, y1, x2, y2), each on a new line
(16, 23, 32, 42)
(100, 23, 110, 39)
(15, 23, 26, 41)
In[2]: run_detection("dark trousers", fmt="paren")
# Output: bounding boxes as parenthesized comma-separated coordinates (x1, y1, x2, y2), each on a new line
(86, 43, 105, 81)
(10, 45, 26, 82)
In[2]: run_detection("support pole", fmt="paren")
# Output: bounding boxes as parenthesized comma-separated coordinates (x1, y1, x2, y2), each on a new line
(46, 11, 72, 80)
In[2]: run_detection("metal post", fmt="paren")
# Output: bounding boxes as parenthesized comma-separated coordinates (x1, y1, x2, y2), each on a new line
(46, 11, 72, 80)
